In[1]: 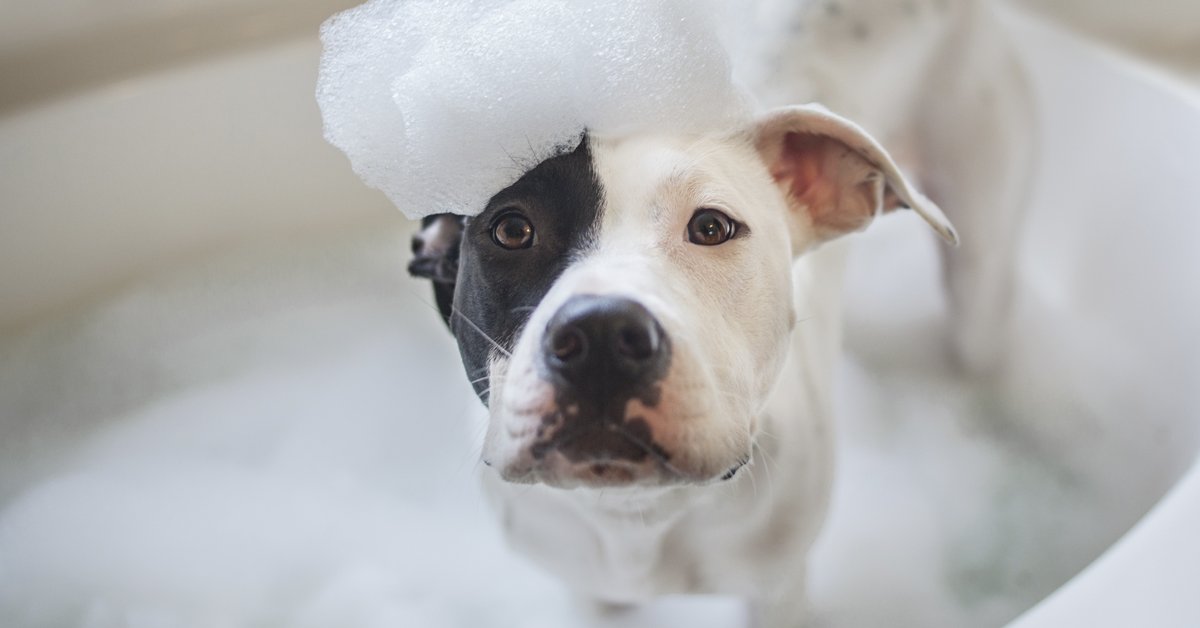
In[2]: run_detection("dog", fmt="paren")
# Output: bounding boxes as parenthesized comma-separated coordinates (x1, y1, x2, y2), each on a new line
(404, 1, 1035, 625)
(409, 104, 955, 625)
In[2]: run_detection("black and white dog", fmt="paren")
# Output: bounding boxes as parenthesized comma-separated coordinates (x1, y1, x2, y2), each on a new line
(407, 0, 1029, 625)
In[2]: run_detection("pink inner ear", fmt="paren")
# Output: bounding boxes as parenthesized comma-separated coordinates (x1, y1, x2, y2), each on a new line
(770, 131, 875, 238)
(771, 132, 832, 207)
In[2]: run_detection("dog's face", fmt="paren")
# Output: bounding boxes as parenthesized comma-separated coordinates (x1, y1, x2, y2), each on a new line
(410, 106, 955, 489)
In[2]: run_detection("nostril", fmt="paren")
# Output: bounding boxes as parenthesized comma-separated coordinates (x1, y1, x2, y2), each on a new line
(615, 324, 656, 361)
(550, 326, 587, 363)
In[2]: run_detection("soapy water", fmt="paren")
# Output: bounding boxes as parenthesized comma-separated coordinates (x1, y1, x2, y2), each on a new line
(6, 57, 1200, 618)
(0, 225, 1094, 628)
(0, 193, 1192, 627)
(317, 0, 750, 220)
(3, 1, 1200, 627)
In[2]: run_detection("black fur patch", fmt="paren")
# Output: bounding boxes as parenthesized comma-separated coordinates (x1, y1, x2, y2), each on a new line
(438, 138, 604, 403)
(408, 138, 677, 468)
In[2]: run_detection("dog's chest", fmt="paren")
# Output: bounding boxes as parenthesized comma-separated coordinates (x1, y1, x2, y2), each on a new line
(483, 478, 702, 599)
(482, 464, 814, 602)
(477, 480, 768, 602)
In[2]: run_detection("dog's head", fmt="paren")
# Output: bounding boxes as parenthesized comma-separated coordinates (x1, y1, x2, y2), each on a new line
(409, 105, 955, 489)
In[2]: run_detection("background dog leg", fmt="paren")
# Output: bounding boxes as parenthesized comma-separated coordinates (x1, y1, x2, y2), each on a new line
(755, 0, 1035, 372)
(752, 572, 811, 628)
(573, 595, 637, 619)
(915, 0, 1036, 373)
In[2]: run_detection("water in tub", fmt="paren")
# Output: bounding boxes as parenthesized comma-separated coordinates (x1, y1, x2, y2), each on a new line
(2, 158, 1197, 626)
(3, 4, 1200, 628)
(3, 178, 1196, 627)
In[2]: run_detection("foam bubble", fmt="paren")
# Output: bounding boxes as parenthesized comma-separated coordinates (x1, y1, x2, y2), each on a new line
(316, 0, 751, 219)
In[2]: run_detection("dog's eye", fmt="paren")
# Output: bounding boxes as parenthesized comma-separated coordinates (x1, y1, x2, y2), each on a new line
(491, 211, 535, 250)
(687, 208, 737, 246)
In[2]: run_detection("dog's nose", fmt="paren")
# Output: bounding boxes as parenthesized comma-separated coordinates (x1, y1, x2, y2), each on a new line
(543, 295, 669, 389)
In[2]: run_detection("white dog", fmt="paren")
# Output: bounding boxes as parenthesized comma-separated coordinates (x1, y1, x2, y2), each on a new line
(407, 0, 1030, 625)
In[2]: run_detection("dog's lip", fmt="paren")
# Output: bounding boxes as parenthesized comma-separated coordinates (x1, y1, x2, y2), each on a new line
(493, 452, 759, 489)
(496, 451, 685, 489)
(719, 457, 750, 481)
(489, 424, 753, 487)
(532, 421, 665, 466)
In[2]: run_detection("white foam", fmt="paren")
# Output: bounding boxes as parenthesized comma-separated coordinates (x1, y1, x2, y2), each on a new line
(316, 0, 751, 219)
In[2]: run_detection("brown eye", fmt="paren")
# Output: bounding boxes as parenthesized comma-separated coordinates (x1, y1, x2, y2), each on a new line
(491, 212, 534, 250)
(687, 208, 737, 246)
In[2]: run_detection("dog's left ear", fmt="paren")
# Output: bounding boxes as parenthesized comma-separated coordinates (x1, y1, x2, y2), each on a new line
(753, 104, 958, 255)
(408, 213, 464, 326)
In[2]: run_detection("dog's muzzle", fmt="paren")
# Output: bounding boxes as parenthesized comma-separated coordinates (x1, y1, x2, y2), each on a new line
(522, 294, 674, 485)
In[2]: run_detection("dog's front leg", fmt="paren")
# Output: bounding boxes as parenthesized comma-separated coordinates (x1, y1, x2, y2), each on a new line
(751, 571, 810, 628)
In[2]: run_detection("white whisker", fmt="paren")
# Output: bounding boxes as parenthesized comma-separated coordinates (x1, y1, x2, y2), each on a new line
(451, 307, 513, 358)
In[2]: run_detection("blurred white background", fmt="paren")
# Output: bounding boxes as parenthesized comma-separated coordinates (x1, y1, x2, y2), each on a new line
(2, 1, 1199, 627)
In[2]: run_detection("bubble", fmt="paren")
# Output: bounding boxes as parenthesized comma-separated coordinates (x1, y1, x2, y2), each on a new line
(316, 0, 751, 219)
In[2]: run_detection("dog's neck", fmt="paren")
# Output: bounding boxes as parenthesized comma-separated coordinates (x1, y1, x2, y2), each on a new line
(563, 484, 705, 527)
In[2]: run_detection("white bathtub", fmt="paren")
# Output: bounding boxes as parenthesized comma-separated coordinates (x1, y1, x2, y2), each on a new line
(1, 2, 1198, 627)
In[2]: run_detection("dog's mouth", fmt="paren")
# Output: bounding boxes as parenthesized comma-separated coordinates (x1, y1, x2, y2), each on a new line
(491, 411, 752, 489)
(496, 448, 752, 489)
(500, 416, 675, 488)
(530, 416, 666, 465)
(719, 456, 750, 481)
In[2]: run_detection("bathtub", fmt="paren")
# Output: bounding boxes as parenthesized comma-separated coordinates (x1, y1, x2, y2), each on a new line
(1, 2, 1198, 627)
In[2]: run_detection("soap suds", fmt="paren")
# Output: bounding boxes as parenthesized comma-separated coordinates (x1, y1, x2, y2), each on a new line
(317, 0, 751, 219)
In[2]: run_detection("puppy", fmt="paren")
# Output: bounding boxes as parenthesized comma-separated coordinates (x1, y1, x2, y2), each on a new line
(410, 104, 956, 626)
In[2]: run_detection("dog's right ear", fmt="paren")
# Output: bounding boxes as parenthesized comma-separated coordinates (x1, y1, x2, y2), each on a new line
(752, 104, 958, 255)
(407, 213, 464, 326)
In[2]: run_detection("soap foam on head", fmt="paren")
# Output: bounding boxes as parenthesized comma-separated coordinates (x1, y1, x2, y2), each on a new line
(317, 0, 751, 220)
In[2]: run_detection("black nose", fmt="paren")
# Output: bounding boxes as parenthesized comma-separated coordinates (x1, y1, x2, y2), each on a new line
(543, 295, 670, 390)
